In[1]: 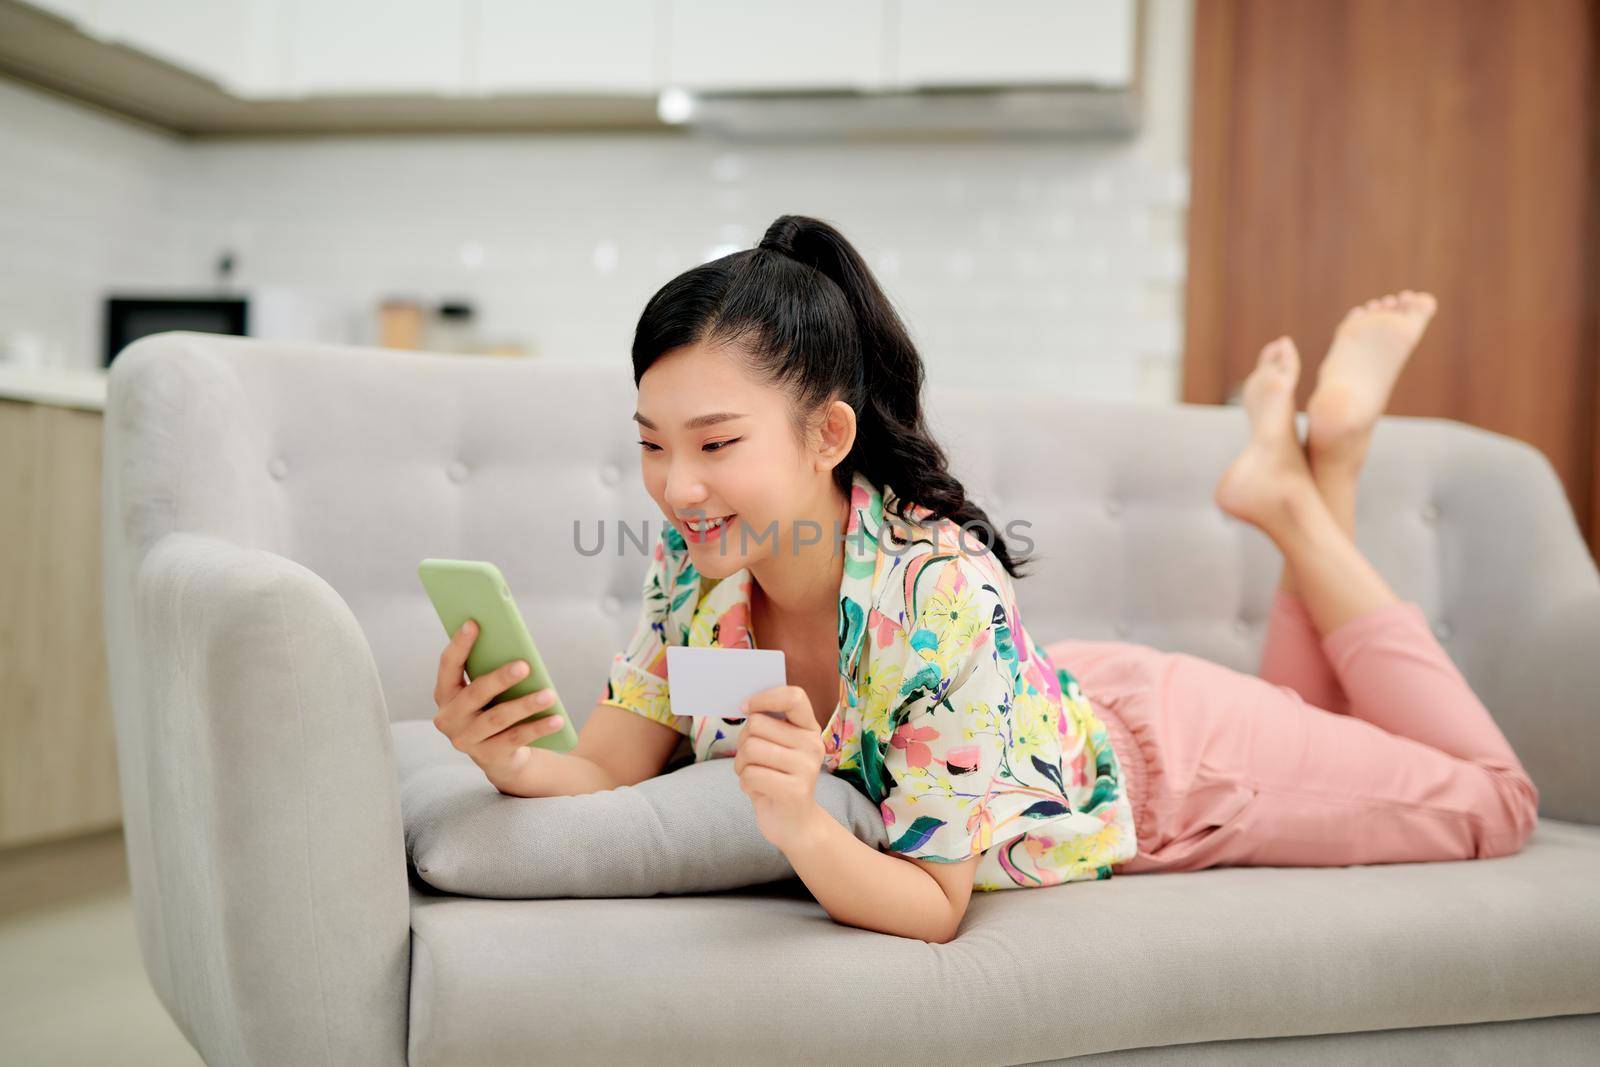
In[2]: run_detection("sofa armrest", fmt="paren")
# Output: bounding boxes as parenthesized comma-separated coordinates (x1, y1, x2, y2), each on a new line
(1494, 586, 1600, 827)
(130, 532, 409, 1066)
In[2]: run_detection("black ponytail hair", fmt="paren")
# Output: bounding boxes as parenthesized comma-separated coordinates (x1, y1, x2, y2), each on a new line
(629, 213, 1033, 580)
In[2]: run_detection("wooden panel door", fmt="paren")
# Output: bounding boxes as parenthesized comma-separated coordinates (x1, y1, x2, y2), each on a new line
(1184, 0, 1599, 562)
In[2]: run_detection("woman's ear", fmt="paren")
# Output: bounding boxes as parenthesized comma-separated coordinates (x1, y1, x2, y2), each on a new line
(812, 399, 856, 472)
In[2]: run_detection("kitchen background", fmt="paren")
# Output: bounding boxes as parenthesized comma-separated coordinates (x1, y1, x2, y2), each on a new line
(2, 1, 1598, 1063)
(0, 0, 1190, 404)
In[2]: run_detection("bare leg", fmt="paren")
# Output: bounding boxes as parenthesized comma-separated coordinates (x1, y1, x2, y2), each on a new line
(1270, 436, 1312, 599)
(1214, 338, 1399, 637)
(1270, 486, 1401, 636)
(1240, 338, 1350, 711)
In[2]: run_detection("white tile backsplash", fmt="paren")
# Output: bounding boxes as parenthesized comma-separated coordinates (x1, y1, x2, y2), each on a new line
(0, 0, 1193, 404)
(0, 81, 193, 371)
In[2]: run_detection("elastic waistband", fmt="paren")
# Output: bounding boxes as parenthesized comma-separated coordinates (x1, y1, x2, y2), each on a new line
(1092, 696, 1155, 852)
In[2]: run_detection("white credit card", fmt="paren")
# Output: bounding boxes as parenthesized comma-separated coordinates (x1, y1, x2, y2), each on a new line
(666, 646, 788, 719)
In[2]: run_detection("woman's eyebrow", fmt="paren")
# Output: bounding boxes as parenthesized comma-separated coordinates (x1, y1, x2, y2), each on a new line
(632, 411, 748, 430)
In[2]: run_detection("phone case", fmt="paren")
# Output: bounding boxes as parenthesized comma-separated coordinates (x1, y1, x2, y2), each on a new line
(417, 558, 577, 753)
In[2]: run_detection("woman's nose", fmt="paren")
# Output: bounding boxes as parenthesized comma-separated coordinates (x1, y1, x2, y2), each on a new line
(662, 467, 707, 511)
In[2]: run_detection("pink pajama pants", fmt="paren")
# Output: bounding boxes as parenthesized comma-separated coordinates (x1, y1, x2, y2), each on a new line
(1045, 592, 1541, 874)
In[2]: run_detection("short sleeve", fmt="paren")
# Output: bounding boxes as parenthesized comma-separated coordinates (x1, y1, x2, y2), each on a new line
(878, 559, 1074, 863)
(595, 530, 693, 737)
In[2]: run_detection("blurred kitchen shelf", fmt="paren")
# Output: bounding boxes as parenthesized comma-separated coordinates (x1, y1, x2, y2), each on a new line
(0, 365, 107, 411)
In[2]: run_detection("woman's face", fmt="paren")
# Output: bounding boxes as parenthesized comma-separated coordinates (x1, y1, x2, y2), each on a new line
(634, 341, 852, 579)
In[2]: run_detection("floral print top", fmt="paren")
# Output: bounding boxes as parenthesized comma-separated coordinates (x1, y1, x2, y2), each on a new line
(597, 469, 1138, 890)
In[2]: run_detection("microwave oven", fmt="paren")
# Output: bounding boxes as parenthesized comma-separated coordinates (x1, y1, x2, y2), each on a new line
(101, 289, 363, 367)
(103, 296, 248, 367)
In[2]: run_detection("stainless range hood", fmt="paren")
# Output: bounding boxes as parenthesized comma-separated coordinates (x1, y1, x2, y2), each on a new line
(664, 84, 1143, 141)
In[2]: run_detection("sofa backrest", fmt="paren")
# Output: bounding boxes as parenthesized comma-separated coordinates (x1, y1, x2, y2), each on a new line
(103, 333, 1599, 812)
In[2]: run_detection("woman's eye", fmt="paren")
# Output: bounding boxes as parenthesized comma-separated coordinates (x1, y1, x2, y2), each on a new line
(636, 438, 740, 453)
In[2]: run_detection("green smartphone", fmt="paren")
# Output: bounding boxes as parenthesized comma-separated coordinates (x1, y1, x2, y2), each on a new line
(417, 558, 577, 753)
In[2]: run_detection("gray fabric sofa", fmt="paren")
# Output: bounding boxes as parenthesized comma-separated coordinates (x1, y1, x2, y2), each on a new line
(101, 332, 1600, 1065)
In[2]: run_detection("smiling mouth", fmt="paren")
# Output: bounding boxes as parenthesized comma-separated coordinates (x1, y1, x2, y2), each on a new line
(681, 513, 736, 539)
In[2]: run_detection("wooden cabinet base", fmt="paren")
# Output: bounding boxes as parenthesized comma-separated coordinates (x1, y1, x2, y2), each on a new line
(0, 399, 121, 850)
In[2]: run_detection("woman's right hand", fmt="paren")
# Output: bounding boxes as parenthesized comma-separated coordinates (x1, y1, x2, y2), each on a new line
(432, 619, 568, 791)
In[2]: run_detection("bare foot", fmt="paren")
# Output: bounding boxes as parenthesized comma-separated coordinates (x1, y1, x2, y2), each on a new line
(1306, 290, 1437, 474)
(1214, 337, 1318, 535)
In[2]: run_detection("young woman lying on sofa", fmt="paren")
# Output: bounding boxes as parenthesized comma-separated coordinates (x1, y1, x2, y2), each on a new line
(428, 213, 1539, 944)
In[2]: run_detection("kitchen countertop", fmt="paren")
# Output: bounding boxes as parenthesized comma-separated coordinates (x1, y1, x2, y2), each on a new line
(0, 365, 108, 411)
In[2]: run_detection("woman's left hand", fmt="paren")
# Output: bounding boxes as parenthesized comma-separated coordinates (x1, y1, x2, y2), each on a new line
(732, 685, 828, 852)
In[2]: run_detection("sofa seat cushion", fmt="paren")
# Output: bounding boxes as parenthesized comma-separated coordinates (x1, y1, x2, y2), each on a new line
(406, 820, 1600, 1065)
(394, 719, 889, 898)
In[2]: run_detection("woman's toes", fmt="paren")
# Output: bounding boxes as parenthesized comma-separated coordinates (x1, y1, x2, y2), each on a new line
(1241, 337, 1302, 446)
(1387, 289, 1433, 313)
(1257, 336, 1300, 385)
(1254, 337, 1281, 371)
(1394, 290, 1437, 321)
(1276, 336, 1301, 377)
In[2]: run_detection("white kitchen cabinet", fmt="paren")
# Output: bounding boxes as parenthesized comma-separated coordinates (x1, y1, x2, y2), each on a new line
(665, 0, 889, 92)
(50, 0, 277, 95)
(14, 0, 1142, 121)
(894, 0, 1137, 88)
(18, 0, 96, 22)
(284, 0, 468, 96)
(474, 0, 659, 95)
